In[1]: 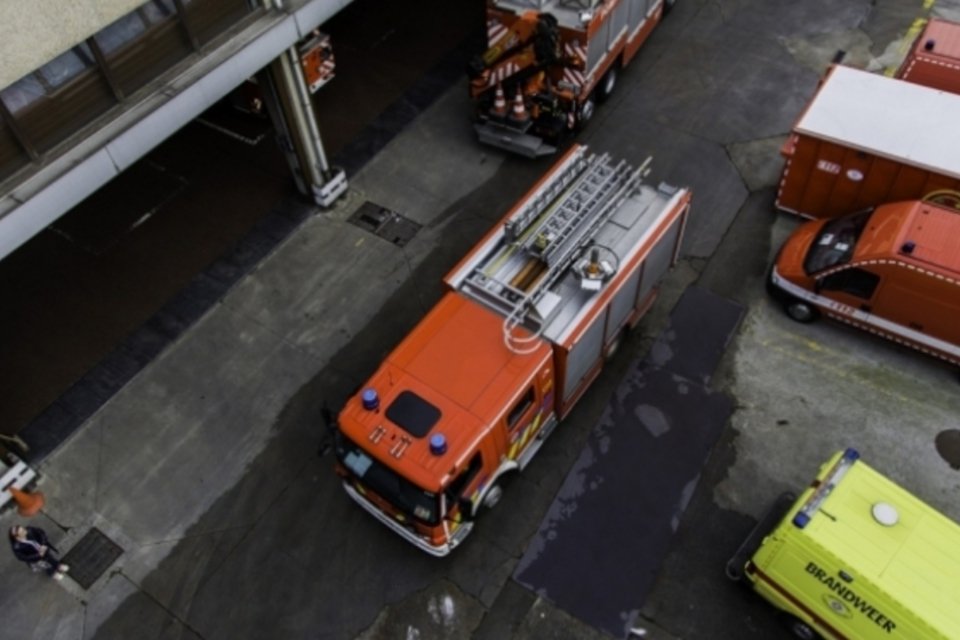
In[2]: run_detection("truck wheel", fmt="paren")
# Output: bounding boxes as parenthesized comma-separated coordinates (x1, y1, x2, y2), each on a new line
(604, 330, 625, 361)
(784, 299, 818, 323)
(783, 615, 820, 640)
(597, 66, 618, 103)
(578, 97, 595, 130)
(482, 483, 503, 510)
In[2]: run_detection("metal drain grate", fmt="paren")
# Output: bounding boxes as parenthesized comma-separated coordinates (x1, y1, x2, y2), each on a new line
(60, 527, 124, 589)
(348, 201, 421, 247)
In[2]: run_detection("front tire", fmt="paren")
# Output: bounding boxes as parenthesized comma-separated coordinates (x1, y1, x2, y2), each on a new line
(785, 299, 818, 323)
(577, 96, 595, 130)
(482, 482, 504, 510)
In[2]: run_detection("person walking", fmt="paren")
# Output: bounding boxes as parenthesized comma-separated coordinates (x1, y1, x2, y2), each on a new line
(9, 525, 69, 580)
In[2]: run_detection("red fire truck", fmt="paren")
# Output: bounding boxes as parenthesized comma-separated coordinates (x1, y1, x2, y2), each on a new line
(468, 0, 675, 157)
(334, 145, 691, 555)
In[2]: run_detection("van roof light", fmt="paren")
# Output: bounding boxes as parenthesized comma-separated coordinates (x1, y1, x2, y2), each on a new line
(872, 502, 899, 526)
(792, 448, 860, 529)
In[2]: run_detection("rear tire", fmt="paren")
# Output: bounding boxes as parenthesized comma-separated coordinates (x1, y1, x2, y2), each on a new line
(784, 299, 818, 323)
(597, 66, 618, 103)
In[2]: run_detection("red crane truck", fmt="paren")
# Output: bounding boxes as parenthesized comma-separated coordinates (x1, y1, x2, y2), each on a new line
(468, 0, 675, 157)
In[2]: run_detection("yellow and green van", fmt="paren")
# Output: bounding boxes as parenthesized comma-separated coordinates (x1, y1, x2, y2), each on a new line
(727, 449, 960, 639)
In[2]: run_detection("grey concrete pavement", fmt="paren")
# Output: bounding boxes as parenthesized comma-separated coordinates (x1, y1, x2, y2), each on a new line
(3, 1, 960, 639)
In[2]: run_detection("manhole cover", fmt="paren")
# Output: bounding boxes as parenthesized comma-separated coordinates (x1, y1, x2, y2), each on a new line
(935, 429, 960, 470)
(348, 201, 421, 247)
(60, 527, 124, 589)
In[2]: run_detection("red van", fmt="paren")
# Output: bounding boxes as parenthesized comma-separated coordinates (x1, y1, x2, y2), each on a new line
(769, 198, 960, 365)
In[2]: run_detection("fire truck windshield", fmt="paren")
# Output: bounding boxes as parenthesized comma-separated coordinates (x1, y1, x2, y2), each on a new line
(803, 210, 872, 274)
(335, 434, 441, 525)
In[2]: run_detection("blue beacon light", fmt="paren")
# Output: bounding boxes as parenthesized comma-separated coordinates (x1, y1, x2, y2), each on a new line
(361, 388, 380, 411)
(430, 434, 448, 455)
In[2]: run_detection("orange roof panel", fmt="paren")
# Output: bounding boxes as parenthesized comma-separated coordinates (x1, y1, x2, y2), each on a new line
(338, 292, 551, 490)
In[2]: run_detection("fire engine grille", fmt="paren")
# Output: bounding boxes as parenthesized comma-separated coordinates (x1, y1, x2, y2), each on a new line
(60, 527, 124, 590)
(348, 201, 421, 247)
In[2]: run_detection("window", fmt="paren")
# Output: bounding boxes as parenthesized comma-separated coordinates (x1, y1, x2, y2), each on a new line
(446, 453, 483, 500)
(94, 0, 192, 97)
(181, 0, 254, 46)
(335, 434, 440, 524)
(0, 45, 116, 154)
(803, 210, 872, 275)
(507, 387, 535, 429)
(819, 268, 879, 300)
(0, 118, 31, 182)
(385, 390, 442, 438)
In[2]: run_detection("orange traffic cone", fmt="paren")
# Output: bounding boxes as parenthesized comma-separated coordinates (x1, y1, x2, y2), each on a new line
(509, 89, 529, 123)
(7, 486, 45, 517)
(491, 84, 507, 118)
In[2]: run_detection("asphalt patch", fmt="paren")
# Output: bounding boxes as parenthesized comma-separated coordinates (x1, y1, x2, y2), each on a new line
(513, 287, 744, 638)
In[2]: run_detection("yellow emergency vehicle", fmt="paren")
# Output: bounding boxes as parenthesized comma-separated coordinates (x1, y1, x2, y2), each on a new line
(727, 449, 960, 639)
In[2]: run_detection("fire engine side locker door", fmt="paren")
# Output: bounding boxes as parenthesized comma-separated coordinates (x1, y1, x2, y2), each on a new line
(555, 189, 689, 415)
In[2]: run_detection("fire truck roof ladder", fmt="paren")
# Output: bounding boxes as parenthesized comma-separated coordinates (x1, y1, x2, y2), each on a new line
(459, 147, 651, 353)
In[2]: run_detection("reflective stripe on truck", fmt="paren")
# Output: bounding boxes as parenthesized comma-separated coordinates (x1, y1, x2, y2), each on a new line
(770, 266, 960, 363)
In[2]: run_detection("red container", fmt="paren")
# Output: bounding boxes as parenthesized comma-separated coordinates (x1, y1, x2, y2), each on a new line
(776, 65, 960, 219)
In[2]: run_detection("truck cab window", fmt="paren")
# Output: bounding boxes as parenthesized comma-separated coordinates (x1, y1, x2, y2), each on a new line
(819, 268, 879, 300)
(446, 453, 483, 500)
(507, 387, 535, 429)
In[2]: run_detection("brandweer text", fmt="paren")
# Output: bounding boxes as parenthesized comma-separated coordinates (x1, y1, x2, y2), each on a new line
(805, 562, 896, 633)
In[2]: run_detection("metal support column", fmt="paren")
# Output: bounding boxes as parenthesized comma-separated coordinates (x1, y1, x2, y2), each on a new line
(260, 1, 347, 207)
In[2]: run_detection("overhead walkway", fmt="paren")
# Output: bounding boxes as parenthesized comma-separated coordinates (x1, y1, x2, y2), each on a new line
(0, 0, 352, 262)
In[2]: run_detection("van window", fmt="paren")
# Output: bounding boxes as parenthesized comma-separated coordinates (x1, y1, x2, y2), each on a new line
(804, 210, 872, 274)
(820, 268, 879, 300)
(507, 387, 535, 429)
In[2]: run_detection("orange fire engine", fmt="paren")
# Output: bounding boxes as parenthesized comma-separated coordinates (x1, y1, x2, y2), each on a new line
(334, 145, 691, 555)
(468, 0, 675, 157)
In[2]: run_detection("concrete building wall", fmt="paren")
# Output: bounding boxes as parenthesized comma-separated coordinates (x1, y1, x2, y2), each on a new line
(0, 0, 143, 89)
